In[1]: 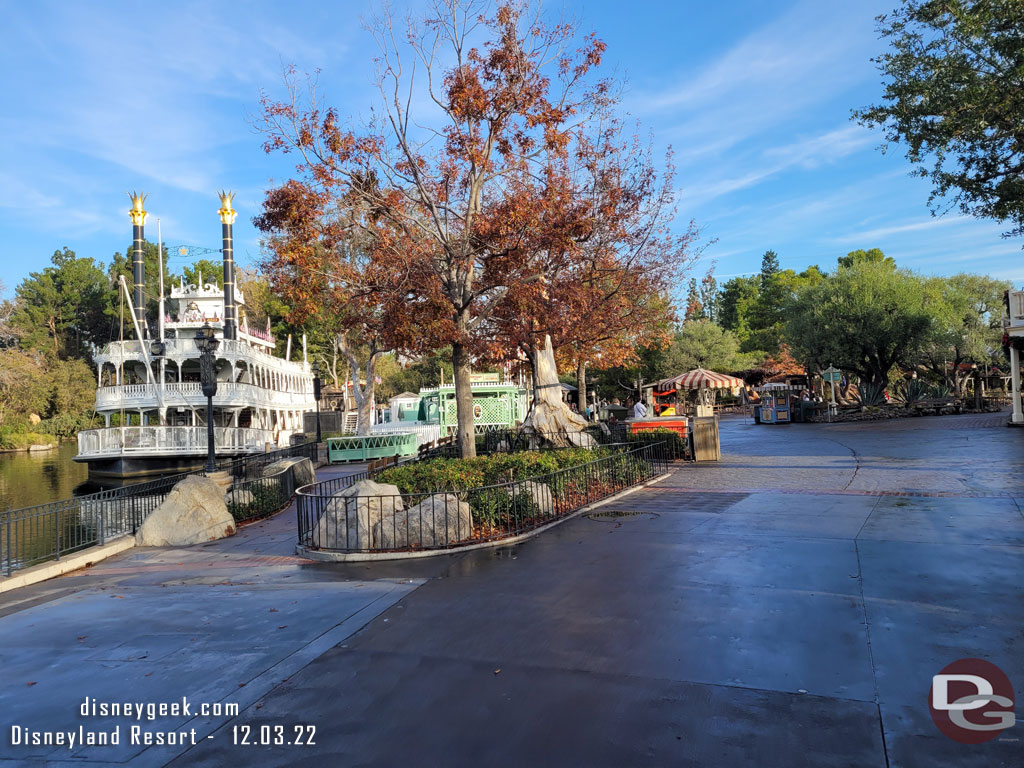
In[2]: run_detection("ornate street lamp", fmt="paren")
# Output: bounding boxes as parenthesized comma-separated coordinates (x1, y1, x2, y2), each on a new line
(194, 323, 220, 473)
(312, 361, 323, 443)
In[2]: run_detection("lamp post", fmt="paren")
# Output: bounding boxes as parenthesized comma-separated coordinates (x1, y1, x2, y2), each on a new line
(312, 361, 322, 443)
(194, 324, 220, 473)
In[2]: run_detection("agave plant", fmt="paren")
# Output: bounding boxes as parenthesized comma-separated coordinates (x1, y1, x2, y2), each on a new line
(929, 383, 953, 399)
(855, 381, 888, 406)
(900, 378, 929, 406)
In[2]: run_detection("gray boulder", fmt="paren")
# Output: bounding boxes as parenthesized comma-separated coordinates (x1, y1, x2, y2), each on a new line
(136, 475, 236, 546)
(315, 479, 403, 550)
(226, 488, 255, 507)
(375, 493, 473, 549)
(507, 481, 554, 517)
(262, 457, 315, 487)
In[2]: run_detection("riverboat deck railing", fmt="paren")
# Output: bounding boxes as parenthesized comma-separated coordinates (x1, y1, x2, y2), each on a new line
(1, 441, 318, 577)
(95, 381, 313, 410)
(77, 426, 276, 458)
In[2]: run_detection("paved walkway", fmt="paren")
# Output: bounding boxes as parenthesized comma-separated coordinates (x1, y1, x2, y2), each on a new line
(1, 417, 1022, 766)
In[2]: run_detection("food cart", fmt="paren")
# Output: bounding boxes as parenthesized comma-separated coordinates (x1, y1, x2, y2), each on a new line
(631, 368, 744, 461)
(755, 383, 798, 424)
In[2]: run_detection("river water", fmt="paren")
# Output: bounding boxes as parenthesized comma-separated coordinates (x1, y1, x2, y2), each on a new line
(0, 442, 91, 512)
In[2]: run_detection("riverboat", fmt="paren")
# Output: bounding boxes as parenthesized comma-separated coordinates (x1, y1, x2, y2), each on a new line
(75, 192, 317, 481)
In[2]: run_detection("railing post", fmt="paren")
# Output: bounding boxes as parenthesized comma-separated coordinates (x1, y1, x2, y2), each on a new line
(98, 501, 106, 546)
(54, 504, 61, 561)
(4, 509, 10, 576)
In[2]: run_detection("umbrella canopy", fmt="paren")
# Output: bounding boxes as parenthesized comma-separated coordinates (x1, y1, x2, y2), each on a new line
(657, 368, 743, 391)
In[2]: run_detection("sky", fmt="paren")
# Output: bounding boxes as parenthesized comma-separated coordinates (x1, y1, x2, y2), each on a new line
(1, 0, 1021, 301)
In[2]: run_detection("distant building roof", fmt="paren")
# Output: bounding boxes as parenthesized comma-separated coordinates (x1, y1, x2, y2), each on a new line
(389, 392, 419, 402)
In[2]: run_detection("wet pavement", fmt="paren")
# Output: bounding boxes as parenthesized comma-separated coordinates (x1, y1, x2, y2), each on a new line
(1, 415, 1022, 766)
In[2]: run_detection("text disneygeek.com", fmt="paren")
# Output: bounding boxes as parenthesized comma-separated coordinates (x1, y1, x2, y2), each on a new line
(9, 697, 316, 750)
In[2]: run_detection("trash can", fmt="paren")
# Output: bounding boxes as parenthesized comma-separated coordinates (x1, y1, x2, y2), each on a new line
(689, 415, 721, 461)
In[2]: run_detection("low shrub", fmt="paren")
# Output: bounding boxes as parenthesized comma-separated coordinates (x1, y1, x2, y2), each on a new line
(625, 428, 687, 460)
(0, 428, 55, 450)
(228, 479, 289, 522)
(375, 447, 618, 496)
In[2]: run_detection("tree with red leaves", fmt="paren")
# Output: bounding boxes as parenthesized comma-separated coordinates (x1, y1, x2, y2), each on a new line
(479, 121, 698, 440)
(255, 183, 448, 434)
(257, 1, 621, 457)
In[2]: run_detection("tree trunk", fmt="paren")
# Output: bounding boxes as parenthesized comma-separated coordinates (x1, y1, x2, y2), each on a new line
(522, 335, 591, 446)
(339, 337, 377, 436)
(576, 359, 587, 414)
(451, 338, 476, 459)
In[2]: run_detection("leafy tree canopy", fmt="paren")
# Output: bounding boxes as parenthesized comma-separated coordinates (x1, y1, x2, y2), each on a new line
(785, 259, 936, 385)
(854, 0, 1024, 238)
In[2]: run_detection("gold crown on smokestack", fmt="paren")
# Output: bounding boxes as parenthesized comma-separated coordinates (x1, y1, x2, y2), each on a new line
(217, 190, 237, 225)
(127, 191, 148, 225)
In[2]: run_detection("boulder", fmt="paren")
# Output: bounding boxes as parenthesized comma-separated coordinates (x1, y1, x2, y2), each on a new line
(375, 493, 473, 549)
(315, 479, 403, 550)
(262, 457, 315, 487)
(136, 475, 236, 546)
(227, 488, 255, 507)
(507, 481, 554, 517)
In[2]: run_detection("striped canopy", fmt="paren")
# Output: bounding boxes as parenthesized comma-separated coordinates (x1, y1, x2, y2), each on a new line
(657, 368, 744, 391)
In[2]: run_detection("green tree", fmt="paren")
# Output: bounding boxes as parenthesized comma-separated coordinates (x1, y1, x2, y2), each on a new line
(180, 259, 224, 289)
(786, 261, 935, 385)
(39, 358, 98, 437)
(107, 241, 172, 328)
(0, 349, 48, 428)
(854, 0, 1024, 238)
(838, 248, 896, 269)
(14, 248, 109, 359)
(759, 249, 780, 289)
(746, 263, 824, 354)
(919, 273, 1011, 392)
(684, 278, 703, 321)
(665, 320, 741, 372)
(699, 265, 719, 323)
(718, 275, 760, 344)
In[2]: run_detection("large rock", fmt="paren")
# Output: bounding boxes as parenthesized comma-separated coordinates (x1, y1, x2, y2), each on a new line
(375, 493, 473, 549)
(136, 475, 236, 546)
(315, 479, 403, 550)
(262, 457, 315, 488)
(507, 481, 554, 517)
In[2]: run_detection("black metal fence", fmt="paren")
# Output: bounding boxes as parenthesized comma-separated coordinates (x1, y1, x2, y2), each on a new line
(296, 441, 668, 555)
(1, 441, 319, 577)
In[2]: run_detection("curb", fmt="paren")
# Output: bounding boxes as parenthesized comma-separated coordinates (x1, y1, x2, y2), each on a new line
(296, 471, 671, 562)
(0, 535, 136, 593)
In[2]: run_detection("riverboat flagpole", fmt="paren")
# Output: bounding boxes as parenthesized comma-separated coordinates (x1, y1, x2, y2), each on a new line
(157, 218, 165, 343)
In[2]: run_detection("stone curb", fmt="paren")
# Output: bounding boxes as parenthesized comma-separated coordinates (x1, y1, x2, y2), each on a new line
(296, 471, 671, 562)
(0, 535, 136, 593)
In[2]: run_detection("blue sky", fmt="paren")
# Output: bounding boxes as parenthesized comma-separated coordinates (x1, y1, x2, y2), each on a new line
(1, 0, 1021, 301)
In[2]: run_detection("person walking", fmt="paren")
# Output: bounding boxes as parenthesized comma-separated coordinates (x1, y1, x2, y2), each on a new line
(633, 399, 648, 419)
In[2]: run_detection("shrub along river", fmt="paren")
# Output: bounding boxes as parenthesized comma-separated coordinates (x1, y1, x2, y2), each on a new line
(0, 442, 90, 512)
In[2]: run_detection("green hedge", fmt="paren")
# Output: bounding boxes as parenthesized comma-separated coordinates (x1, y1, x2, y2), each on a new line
(375, 447, 614, 495)
(625, 428, 688, 460)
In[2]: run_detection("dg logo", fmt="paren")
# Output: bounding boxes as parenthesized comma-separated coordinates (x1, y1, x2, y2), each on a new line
(930, 658, 1016, 744)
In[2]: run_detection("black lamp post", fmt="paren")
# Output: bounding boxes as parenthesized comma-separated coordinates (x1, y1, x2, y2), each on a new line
(312, 361, 322, 443)
(194, 323, 220, 473)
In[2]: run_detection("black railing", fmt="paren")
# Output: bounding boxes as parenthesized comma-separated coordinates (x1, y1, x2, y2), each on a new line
(1, 440, 319, 577)
(296, 441, 668, 555)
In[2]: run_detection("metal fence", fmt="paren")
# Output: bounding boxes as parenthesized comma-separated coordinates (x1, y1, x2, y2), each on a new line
(296, 441, 668, 555)
(1, 441, 318, 577)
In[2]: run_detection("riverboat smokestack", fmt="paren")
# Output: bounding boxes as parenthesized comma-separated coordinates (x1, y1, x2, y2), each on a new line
(128, 191, 148, 338)
(218, 190, 238, 341)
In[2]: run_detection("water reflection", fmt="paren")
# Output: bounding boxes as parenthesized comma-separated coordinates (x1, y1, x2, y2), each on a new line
(0, 442, 90, 511)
